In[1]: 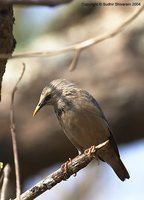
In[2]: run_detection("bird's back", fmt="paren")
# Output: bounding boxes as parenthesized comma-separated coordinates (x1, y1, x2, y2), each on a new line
(55, 87, 129, 181)
(56, 88, 112, 151)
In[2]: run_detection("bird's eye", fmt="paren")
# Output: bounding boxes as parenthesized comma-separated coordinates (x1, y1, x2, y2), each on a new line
(45, 94, 51, 101)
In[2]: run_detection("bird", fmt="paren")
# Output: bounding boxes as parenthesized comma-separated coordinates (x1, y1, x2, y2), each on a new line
(33, 79, 130, 181)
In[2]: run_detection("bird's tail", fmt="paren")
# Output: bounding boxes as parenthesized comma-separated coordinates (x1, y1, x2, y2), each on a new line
(98, 141, 130, 181)
(107, 155, 130, 181)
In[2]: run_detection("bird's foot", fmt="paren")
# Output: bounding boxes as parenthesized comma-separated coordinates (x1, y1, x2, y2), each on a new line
(84, 145, 96, 160)
(61, 158, 72, 180)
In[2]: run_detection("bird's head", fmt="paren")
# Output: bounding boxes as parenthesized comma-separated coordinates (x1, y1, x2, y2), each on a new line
(33, 86, 53, 117)
(33, 79, 76, 117)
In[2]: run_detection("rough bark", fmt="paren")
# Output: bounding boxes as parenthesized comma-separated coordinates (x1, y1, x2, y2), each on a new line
(0, 5, 15, 101)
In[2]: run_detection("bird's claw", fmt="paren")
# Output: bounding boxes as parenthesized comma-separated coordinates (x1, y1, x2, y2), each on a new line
(84, 145, 96, 160)
(61, 158, 72, 180)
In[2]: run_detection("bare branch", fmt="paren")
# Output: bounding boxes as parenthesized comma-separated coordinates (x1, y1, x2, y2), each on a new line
(68, 49, 81, 71)
(13, 140, 109, 200)
(9, 4, 144, 72)
(10, 63, 25, 199)
(0, 0, 73, 6)
(0, 164, 11, 200)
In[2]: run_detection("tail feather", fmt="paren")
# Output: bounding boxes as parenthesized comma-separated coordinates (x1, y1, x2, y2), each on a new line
(98, 140, 130, 181)
(108, 156, 130, 181)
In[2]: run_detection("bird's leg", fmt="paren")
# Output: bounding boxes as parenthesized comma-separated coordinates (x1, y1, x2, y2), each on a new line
(84, 145, 96, 160)
(61, 158, 72, 180)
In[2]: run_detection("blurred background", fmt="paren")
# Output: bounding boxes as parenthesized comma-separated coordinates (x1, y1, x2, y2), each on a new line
(0, 0, 144, 199)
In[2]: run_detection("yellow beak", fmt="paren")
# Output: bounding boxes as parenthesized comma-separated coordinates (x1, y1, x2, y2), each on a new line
(33, 105, 41, 117)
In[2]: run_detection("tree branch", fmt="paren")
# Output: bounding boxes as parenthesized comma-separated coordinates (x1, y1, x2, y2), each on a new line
(0, 5, 15, 101)
(0, 164, 11, 200)
(12, 140, 109, 200)
(10, 63, 25, 199)
(9, 4, 144, 72)
(0, 0, 73, 6)
(68, 49, 81, 71)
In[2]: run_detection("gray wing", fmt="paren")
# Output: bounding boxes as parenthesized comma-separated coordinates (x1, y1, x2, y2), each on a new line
(57, 90, 114, 152)
(89, 92, 120, 156)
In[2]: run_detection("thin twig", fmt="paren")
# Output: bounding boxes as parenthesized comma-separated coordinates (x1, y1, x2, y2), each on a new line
(10, 63, 26, 199)
(12, 140, 109, 200)
(9, 4, 144, 71)
(68, 49, 81, 71)
(0, 164, 11, 200)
